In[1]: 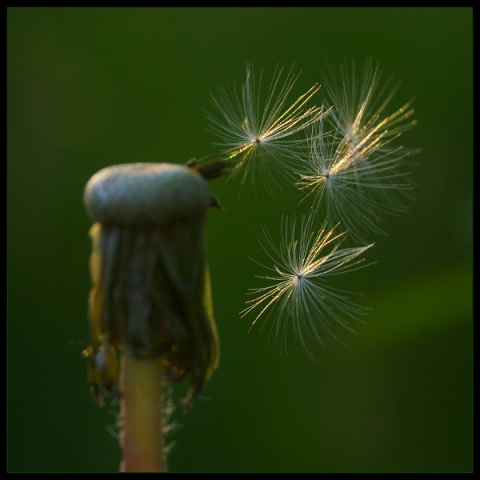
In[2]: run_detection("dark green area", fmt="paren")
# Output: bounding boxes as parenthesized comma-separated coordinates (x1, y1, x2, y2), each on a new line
(7, 7, 472, 473)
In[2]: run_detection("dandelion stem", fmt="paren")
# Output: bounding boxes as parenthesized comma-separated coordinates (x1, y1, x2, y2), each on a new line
(120, 354, 166, 472)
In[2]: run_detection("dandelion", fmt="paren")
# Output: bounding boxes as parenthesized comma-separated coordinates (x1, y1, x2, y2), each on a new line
(205, 63, 327, 192)
(241, 215, 373, 356)
(297, 59, 418, 241)
(83, 163, 219, 471)
(82, 59, 419, 472)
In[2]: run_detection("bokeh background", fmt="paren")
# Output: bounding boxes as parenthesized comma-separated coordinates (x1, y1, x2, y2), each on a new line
(7, 7, 472, 473)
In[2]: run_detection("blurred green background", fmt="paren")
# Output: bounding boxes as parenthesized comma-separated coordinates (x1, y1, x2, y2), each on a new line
(7, 7, 472, 473)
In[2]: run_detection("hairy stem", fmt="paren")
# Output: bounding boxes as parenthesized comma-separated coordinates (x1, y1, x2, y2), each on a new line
(119, 355, 166, 472)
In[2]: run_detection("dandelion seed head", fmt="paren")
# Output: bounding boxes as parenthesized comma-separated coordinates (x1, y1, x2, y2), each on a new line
(241, 215, 373, 356)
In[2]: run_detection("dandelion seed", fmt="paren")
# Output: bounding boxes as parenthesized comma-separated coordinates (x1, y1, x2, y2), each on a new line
(241, 215, 373, 356)
(297, 59, 419, 242)
(205, 63, 327, 192)
(298, 118, 411, 241)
